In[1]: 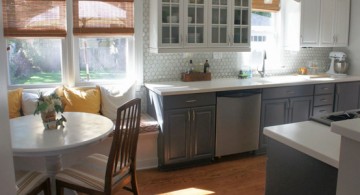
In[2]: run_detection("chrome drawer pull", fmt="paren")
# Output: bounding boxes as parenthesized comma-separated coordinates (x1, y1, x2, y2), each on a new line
(320, 99, 328, 102)
(186, 100, 197, 103)
(319, 110, 327, 113)
(322, 87, 329, 90)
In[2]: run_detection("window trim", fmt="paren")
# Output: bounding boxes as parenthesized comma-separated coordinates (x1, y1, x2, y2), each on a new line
(3, 0, 143, 88)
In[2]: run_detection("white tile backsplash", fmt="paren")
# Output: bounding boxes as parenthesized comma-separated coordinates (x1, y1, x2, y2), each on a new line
(142, 0, 333, 83)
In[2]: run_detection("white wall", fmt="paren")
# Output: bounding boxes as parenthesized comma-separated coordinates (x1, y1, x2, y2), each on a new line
(0, 0, 16, 193)
(342, 0, 360, 76)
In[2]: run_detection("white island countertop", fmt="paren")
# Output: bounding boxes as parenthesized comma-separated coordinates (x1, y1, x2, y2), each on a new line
(145, 75, 360, 96)
(264, 121, 340, 168)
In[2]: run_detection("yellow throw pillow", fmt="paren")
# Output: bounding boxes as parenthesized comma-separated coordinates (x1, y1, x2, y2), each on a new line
(63, 86, 101, 114)
(8, 88, 23, 119)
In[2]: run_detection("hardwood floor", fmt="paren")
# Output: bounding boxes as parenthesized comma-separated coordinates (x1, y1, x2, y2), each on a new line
(132, 154, 267, 195)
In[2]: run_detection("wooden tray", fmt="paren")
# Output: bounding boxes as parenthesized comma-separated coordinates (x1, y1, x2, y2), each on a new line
(181, 72, 211, 82)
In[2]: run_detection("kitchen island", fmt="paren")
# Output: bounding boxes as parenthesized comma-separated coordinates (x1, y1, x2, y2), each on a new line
(264, 121, 340, 195)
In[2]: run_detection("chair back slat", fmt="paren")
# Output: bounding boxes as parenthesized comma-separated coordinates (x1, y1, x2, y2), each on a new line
(104, 98, 141, 193)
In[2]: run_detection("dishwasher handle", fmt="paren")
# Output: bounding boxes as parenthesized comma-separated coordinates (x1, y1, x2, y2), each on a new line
(217, 89, 262, 98)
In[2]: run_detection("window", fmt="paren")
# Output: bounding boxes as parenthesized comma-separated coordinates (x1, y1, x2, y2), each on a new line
(78, 37, 132, 82)
(73, 0, 135, 84)
(250, 11, 281, 71)
(2, 0, 135, 86)
(7, 39, 63, 85)
(3, 0, 66, 86)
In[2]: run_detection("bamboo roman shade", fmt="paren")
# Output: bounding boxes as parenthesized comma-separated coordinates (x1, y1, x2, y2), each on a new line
(252, 0, 280, 12)
(73, 0, 134, 36)
(2, 0, 67, 37)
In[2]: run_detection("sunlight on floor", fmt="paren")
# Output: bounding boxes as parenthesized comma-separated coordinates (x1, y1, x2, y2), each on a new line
(157, 187, 215, 195)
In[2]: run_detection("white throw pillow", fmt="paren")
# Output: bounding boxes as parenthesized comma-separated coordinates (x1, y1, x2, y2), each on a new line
(22, 92, 39, 115)
(22, 90, 55, 115)
(99, 84, 135, 121)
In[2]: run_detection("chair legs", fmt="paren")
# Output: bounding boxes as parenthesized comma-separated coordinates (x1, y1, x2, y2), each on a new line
(130, 172, 139, 195)
(28, 178, 51, 195)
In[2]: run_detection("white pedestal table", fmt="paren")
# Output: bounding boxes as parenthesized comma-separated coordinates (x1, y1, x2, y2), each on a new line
(10, 112, 114, 194)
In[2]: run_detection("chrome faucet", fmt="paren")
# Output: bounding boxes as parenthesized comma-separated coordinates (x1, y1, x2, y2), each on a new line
(258, 51, 266, 78)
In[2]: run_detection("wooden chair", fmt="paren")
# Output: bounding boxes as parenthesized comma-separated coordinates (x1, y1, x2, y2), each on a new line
(55, 98, 141, 195)
(15, 170, 51, 195)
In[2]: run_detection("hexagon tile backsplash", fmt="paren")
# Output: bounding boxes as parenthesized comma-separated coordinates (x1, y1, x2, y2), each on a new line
(142, 0, 333, 83)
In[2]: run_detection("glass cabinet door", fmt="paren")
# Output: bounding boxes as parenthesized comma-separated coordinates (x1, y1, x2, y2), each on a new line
(161, 0, 181, 46)
(233, 0, 250, 45)
(209, 0, 229, 46)
(185, 0, 206, 46)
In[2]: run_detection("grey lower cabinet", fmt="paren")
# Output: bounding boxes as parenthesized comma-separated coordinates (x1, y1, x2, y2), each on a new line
(146, 90, 216, 169)
(334, 82, 360, 111)
(259, 85, 314, 153)
(164, 106, 215, 166)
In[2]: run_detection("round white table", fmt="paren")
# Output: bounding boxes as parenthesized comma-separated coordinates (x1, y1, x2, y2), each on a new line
(11, 112, 114, 194)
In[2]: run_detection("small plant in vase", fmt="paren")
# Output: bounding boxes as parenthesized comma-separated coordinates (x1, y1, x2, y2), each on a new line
(34, 92, 66, 129)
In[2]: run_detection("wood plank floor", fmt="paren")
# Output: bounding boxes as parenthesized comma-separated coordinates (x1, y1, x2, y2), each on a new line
(129, 154, 267, 195)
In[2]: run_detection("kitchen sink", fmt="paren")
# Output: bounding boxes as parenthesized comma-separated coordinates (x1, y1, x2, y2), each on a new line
(252, 75, 335, 84)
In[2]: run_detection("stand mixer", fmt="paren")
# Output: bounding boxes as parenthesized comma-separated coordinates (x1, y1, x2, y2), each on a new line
(327, 51, 348, 76)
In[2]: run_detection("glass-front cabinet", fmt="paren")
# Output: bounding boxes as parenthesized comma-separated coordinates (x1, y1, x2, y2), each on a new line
(161, 0, 181, 46)
(150, 0, 251, 53)
(185, 0, 207, 47)
(233, 0, 250, 45)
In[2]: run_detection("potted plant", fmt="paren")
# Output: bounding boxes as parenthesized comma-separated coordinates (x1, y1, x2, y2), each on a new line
(34, 92, 65, 129)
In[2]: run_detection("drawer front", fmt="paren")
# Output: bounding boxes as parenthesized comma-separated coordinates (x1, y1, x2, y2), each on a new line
(262, 85, 314, 99)
(314, 94, 334, 106)
(315, 83, 335, 95)
(163, 92, 216, 110)
(313, 105, 333, 116)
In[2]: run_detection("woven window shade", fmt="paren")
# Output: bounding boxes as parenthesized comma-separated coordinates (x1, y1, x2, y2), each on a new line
(2, 0, 67, 37)
(252, 0, 280, 12)
(73, 0, 134, 36)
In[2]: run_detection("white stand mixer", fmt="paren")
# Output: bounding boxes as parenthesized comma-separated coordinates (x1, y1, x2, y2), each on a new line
(327, 51, 347, 77)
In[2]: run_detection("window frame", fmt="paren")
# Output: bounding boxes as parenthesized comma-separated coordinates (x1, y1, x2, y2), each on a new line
(3, 0, 142, 89)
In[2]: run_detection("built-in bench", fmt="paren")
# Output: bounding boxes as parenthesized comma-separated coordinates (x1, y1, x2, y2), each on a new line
(10, 85, 159, 170)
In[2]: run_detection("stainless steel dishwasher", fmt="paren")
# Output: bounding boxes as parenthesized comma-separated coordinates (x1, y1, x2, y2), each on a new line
(216, 89, 261, 157)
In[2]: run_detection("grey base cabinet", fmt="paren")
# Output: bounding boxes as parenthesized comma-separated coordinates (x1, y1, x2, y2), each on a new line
(147, 90, 216, 169)
(164, 106, 215, 165)
(335, 82, 360, 111)
(259, 85, 314, 153)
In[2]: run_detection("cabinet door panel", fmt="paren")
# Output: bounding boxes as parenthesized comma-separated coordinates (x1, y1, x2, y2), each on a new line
(160, 1, 182, 47)
(185, 1, 206, 46)
(335, 82, 360, 111)
(164, 109, 190, 164)
(300, 0, 321, 46)
(191, 106, 215, 160)
(289, 96, 313, 123)
(259, 99, 289, 152)
(319, 0, 335, 46)
(333, 0, 350, 46)
(262, 99, 289, 127)
(209, 1, 229, 46)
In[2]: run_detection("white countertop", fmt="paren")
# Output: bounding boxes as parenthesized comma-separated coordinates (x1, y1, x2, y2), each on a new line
(331, 118, 360, 142)
(264, 121, 340, 168)
(145, 75, 360, 96)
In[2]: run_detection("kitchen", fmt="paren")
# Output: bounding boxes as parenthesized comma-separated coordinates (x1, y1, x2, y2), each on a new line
(144, 0, 360, 194)
(1, 0, 360, 195)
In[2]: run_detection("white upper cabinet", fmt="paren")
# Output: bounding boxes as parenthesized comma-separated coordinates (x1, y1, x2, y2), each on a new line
(149, 0, 251, 53)
(333, 0, 351, 47)
(300, 0, 321, 47)
(300, 0, 350, 47)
